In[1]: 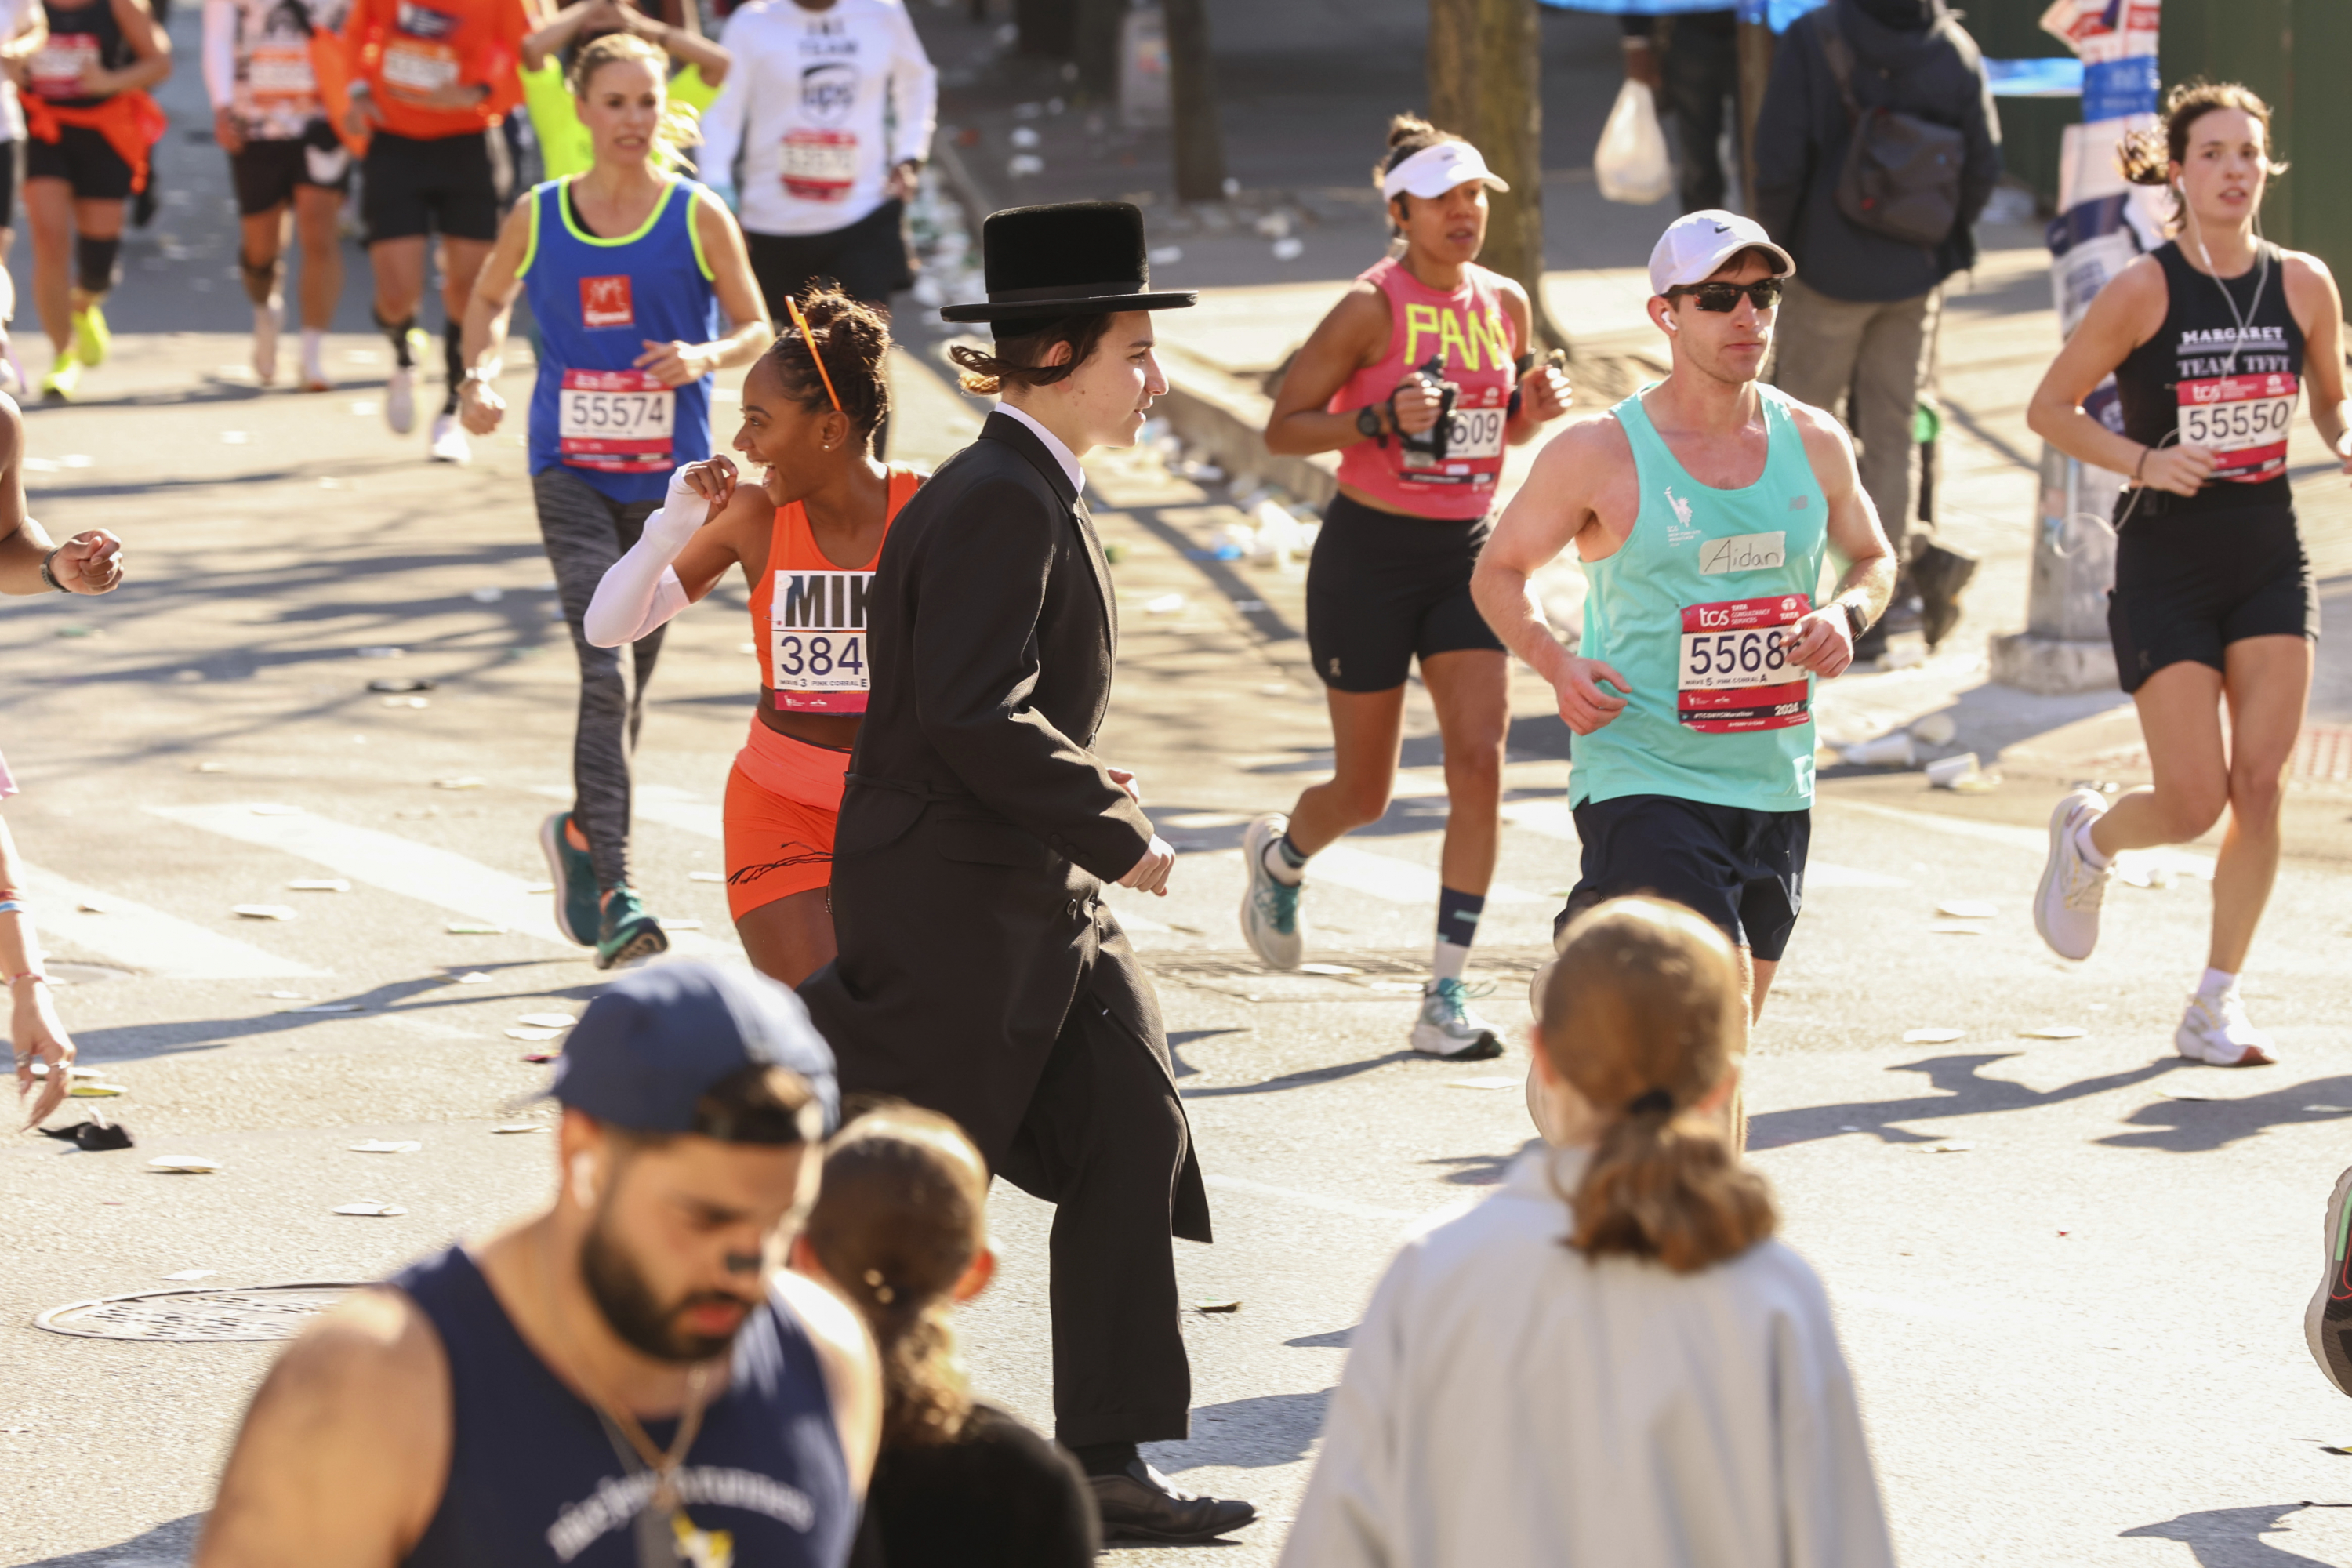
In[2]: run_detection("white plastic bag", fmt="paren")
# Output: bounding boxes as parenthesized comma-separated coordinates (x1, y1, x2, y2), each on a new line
(1595, 80, 1674, 206)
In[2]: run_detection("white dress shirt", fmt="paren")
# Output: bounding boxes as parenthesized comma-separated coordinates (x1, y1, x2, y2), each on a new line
(699, 0, 937, 237)
(1280, 1147, 1896, 1568)
(993, 401, 1085, 498)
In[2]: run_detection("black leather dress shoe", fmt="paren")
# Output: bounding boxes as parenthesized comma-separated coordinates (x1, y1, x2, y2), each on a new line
(1089, 1458, 1258, 1544)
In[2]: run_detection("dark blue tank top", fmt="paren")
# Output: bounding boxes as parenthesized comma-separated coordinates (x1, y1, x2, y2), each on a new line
(395, 1247, 855, 1568)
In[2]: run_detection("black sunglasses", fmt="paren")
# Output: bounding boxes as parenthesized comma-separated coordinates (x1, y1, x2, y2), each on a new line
(1668, 278, 1784, 313)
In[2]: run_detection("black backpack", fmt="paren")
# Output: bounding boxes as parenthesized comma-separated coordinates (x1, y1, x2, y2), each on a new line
(1820, 11, 1969, 247)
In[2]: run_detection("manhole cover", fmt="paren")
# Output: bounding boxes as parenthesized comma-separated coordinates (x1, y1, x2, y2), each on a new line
(36, 1283, 367, 1341)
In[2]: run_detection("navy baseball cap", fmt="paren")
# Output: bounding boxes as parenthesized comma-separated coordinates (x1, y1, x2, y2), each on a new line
(551, 961, 839, 1139)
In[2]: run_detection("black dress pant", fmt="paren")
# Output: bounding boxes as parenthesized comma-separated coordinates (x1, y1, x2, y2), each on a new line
(997, 967, 1192, 1449)
(1664, 10, 1740, 212)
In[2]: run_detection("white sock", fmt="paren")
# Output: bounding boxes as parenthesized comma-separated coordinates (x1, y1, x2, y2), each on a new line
(1432, 941, 1469, 983)
(2198, 967, 2237, 998)
(301, 328, 325, 375)
(2072, 817, 2111, 869)
(1261, 835, 1305, 887)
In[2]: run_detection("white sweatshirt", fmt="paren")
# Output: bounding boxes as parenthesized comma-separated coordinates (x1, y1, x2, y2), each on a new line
(1279, 1147, 1897, 1568)
(697, 0, 936, 238)
(202, 0, 346, 140)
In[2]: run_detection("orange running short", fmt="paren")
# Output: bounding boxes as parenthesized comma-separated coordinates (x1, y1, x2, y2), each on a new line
(724, 722, 849, 920)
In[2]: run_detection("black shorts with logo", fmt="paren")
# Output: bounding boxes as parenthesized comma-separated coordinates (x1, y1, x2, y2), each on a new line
(361, 128, 506, 244)
(1559, 793, 1811, 962)
(2107, 496, 2318, 694)
(231, 119, 351, 215)
(25, 122, 132, 201)
(744, 198, 913, 311)
(1305, 492, 1505, 692)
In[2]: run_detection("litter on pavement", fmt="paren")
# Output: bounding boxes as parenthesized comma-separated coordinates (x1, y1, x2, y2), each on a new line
(515, 1014, 575, 1029)
(1298, 963, 1360, 976)
(1194, 1300, 1242, 1314)
(452, 971, 492, 984)
(247, 804, 301, 816)
(332, 1203, 407, 1217)
(162, 1269, 216, 1282)
(1448, 1076, 1519, 1091)
(1903, 1028, 1965, 1044)
(447, 923, 506, 935)
(2019, 1026, 2088, 1040)
(350, 1140, 422, 1154)
(434, 777, 486, 790)
(691, 870, 725, 883)
(1936, 901, 1997, 919)
(288, 879, 351, 892)
(148, 1156, 223, 1173)
(506, 1026, 562, 1042)
(234, 905, 299, 923)
(492, 1123, 546, 1134)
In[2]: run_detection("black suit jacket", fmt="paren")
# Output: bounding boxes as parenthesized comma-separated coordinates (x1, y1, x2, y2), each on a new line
(799, 412, 1210, 1242)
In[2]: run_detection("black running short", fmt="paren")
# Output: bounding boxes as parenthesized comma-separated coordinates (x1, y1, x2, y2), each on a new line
(1305, 492, 1505, 692)
(230, 121, 350, 215)
(2107, 499, 2317, 694)
(361, 129, 506, 245)
(745, 198, 913, 311)
(25, 122, 132, 201)
(1558, 793, 1811, 962)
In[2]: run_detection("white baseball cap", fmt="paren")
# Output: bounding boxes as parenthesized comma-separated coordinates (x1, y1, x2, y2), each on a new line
(1647, 209, 1795, 295)
(1383, 141, 1510, 201)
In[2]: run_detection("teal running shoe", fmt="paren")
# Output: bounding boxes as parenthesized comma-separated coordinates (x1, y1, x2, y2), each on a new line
(539, 812, 600, 948)
(595, 885, 669, 971)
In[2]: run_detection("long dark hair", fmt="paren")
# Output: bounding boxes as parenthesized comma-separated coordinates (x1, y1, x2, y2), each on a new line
(803, 1105, 988, 1447)
(1538, 897, 1776, 1274)
(2118, 80, 2287, 230)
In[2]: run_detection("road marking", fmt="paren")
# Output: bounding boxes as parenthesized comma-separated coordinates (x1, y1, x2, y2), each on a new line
(1828, 798, 2214, 874)
(1298, 844, 1547, 906)
(1807, 862, 1909, 888)
(1203, 1172, 1428, 1224)
(1500, 798, 1577, 840)
(20, 863, 329, 979)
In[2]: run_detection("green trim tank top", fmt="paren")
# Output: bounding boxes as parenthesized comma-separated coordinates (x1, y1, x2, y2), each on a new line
(1570, 385, 1828, 814)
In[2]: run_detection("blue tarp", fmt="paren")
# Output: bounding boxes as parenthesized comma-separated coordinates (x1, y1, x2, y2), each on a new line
(1537, 1, 1824, 34)
(1984, 56, 2085, 96)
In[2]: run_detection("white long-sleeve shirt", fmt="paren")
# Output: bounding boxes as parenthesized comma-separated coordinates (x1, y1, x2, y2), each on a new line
(1280, 1148, 1897, 1568)
(202, 0, 344, 140)
(697, 0, 936, 238)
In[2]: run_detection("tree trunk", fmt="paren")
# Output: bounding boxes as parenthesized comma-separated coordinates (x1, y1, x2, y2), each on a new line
(1164, 0, 1228, 201)
(1014, 0, 1078, 59)
(1428, 0, 1566, 349)
(1072, 0, 1123, 100)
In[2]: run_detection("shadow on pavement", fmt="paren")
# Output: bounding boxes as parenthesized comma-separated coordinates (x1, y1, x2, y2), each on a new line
(16, 1514, 202, 1567)
(2118, 1502, 2352, 1567)
(1748, 1051, 2187, 1151)
(2100, 1078, 2352, 1153)
(1149, 1388, 1334, 1473)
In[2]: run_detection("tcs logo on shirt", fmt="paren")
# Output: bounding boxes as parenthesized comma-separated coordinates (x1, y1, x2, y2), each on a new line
(1399, 303, 1512, 375)
(394, 1, 458, 38)
(580, 275, 634, 329)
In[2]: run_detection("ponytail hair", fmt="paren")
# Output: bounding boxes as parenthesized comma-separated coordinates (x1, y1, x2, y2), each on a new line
(568, 32, 701, 174)
(804, 1103, 989, 1447)
(763, 285, 894, 446)
(2118, 80, 2285, 230)
(1537, 897, 1775, 1274)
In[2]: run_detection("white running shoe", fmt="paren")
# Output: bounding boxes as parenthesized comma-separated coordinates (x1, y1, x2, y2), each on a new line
(386, 366, 416, 434)
(2032, 788, 2112, 961)
(1411, 978, 1504, 1060)
(1237, 813, 1304, 970)
(2175, 987, 2278, 1066)
(252, 297, 281, 385)
(428, 412, 470, 464)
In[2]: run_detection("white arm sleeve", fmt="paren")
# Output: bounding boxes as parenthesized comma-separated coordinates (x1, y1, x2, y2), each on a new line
(695, 10, 750, 193)
(582, 472, 717, 648)
(201, 0, 238, 111)
(885, 2, 936, 169)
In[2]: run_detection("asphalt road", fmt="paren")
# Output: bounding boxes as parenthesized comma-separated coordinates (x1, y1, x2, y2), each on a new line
(9, 42, 2352, 1568)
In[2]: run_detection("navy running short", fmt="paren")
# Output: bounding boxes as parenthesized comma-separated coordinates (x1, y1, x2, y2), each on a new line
(1557, 793, 1811, 962)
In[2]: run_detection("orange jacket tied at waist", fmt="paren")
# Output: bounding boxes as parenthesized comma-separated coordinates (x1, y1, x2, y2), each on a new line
(24, 92, 168, 194)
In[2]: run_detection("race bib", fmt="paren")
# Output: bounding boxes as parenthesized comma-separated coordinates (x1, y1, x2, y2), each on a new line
(248, 41, 318, 102)
(557, 368, 674, 473)
(1398, 388, 1508, 486)
(770, 569, 872, 710)
(1677, 594, 1811, 734)
(779, 129, 857, 202)
(2177, 371, 2297, 485)
(381, 38, 460, 96)
(30, 34, 100, 99)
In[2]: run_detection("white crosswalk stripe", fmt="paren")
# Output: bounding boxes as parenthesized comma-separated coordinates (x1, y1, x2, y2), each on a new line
(20, 862, 328, 979)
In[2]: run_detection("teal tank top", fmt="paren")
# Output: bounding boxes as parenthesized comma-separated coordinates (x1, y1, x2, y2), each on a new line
(1570, 385, 1828, 814)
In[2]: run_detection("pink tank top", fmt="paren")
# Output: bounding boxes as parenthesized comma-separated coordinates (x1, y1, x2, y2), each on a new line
(1330, 256, 1520, 521)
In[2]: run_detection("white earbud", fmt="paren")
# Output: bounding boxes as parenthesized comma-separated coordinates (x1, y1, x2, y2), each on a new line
(1664, 318, 1680, 332)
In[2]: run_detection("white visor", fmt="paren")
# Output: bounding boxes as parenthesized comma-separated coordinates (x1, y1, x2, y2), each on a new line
(1382, 141, 1510, 201)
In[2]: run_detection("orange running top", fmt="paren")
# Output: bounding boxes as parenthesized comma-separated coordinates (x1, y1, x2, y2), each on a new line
(339, 0, 527, 141)
(750, 466, 921, 715)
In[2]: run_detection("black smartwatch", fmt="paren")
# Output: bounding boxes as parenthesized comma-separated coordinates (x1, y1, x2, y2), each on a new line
(1838, 601, 1870, 643)
(1356, 405, 1385, 440)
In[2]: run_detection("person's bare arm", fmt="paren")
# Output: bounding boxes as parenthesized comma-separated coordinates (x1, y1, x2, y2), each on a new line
(0, 397, 122, 596)
(772, 1269, 881, 1496)
(1264, 283, 1444, 456)
(194, 1289, 450, 1568)
(670, 459, 763, 600)
(1782, 402, 1895, 679)
(1471, 416, 1632, 733)
(2285, 252, 2352, 481)
(2025, 256, 2211, 493)
(456, 201, 536, 434)
(519, 0, 605, 73)
(93, 0, 170, 94)
(1495, 279, 1570, 446)
(615, 0, 728, 82)
(633, 194, 771, 387)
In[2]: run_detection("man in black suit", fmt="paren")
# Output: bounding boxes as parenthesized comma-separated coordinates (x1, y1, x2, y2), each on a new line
(798, 202, 1254, 1545)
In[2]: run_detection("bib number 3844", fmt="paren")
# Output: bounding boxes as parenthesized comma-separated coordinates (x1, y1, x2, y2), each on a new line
(770, 568, 872, 711)
(1677, 594, 1811, 733)
(558, 369, 674, 473)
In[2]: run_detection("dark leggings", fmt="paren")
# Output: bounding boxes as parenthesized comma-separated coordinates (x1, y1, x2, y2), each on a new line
(533, 466, 666, 892)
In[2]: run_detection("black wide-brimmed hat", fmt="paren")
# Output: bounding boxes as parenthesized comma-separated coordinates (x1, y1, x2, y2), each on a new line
(939, 201, 1197, 331)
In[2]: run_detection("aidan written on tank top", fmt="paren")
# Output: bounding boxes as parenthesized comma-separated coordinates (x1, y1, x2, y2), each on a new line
(2114, 239, 2304, 514)
(1570, 385, 1828, 815)
(750, 467, 921, 716)
(1329, 256, 1519, 521)
(394, 1246, 854, 1568)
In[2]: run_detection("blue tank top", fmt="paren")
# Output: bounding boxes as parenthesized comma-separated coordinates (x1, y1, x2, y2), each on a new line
(394, 1247, 855, 1568)
(522, 176, 721, 504)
